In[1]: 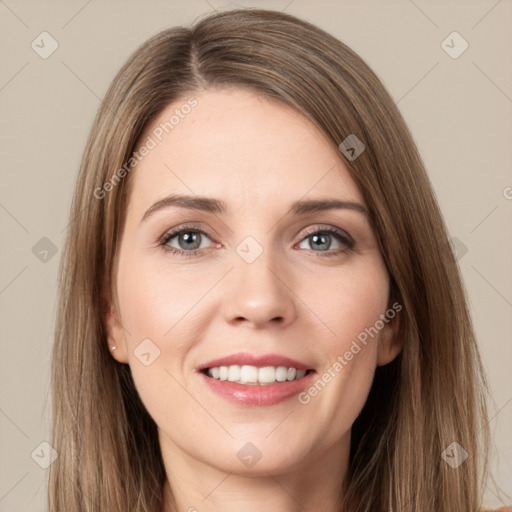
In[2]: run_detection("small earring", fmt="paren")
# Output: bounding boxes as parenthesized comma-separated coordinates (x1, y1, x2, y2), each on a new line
(111, 345, 117, 351)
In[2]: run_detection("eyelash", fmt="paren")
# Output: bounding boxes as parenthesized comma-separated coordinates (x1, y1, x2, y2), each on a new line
(159, 224, 355, 259)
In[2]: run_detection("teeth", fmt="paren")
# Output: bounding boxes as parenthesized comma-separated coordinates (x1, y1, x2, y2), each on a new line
(219, 366, 228, 381)
(240, 365, 258, 383)
(286, 368, 297, 381)
(227, 365, 240, 382)
(205, 365, 309, 385)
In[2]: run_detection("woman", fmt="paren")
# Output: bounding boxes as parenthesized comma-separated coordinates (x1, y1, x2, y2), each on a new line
(49, 8, 508, 512)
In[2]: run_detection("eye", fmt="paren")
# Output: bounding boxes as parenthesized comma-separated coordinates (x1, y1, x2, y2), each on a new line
(297, 226, 354, 256)
(160, 226, 217, 257)
(159, 224, 355, 258)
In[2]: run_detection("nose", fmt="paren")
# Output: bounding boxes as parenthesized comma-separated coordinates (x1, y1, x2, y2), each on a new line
(221, 248, 298, 330)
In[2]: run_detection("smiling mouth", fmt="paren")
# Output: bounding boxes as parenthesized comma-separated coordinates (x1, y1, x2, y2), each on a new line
(200, 365, 315, 386)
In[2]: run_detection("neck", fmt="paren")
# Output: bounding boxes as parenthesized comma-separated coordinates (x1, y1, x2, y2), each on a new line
(160, 430, 350, 512)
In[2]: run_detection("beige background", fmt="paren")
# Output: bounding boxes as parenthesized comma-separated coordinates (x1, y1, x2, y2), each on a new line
(0, 0, 511, 510)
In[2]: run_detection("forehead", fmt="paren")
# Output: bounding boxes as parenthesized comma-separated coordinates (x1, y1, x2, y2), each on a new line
(128, 88, 364, 214)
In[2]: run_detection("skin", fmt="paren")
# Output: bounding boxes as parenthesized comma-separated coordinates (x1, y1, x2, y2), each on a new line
(105, 88, 403, 512)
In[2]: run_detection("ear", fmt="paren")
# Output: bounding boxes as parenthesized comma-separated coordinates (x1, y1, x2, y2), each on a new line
(103, 287, 129, 364)
(376, 306, 403, 366)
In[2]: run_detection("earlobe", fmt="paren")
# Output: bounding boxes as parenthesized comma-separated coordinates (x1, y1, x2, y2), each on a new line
(376, 317, 403, 367)
(107, 337, 121, 361)
(104, 300, 129, 364)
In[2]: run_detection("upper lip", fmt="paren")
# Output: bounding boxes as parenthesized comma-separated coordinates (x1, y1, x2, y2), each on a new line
(197, 352, 314, 371)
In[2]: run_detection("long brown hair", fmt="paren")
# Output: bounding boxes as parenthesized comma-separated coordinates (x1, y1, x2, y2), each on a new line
(49, 8, 492, 511)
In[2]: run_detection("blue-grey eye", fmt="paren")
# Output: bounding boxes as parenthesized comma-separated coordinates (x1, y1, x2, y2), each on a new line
(164, 230, 212, 251)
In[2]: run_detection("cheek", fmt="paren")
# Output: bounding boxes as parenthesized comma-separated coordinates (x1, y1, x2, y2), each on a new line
(115, 256, 224, 408)
(115, 260, 201, 424)
(117, 256, 215, 341)
(298, 259, 389, 411)
(308, 260, 390, 357)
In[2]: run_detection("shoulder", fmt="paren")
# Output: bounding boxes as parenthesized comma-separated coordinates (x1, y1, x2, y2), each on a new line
(482, 508, 512, 512)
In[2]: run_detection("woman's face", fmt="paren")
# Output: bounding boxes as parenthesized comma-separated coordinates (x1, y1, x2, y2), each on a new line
(106, 88, 401, 478)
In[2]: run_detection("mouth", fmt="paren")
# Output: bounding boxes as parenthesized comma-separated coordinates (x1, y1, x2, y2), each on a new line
(200, 366, 315, 385)
(197, 352, 315, 385)
(196, 352, 317, 406)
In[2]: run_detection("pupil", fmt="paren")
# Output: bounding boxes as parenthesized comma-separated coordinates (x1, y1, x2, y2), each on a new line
(180, 232, 201, 250)
(311, 234, 330, 251)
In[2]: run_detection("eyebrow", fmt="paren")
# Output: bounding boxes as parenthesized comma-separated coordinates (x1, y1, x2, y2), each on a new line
(140, 194, 367, 222)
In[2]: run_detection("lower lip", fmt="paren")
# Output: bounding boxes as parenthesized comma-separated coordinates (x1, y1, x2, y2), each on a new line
(198, 370, 316, 406)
